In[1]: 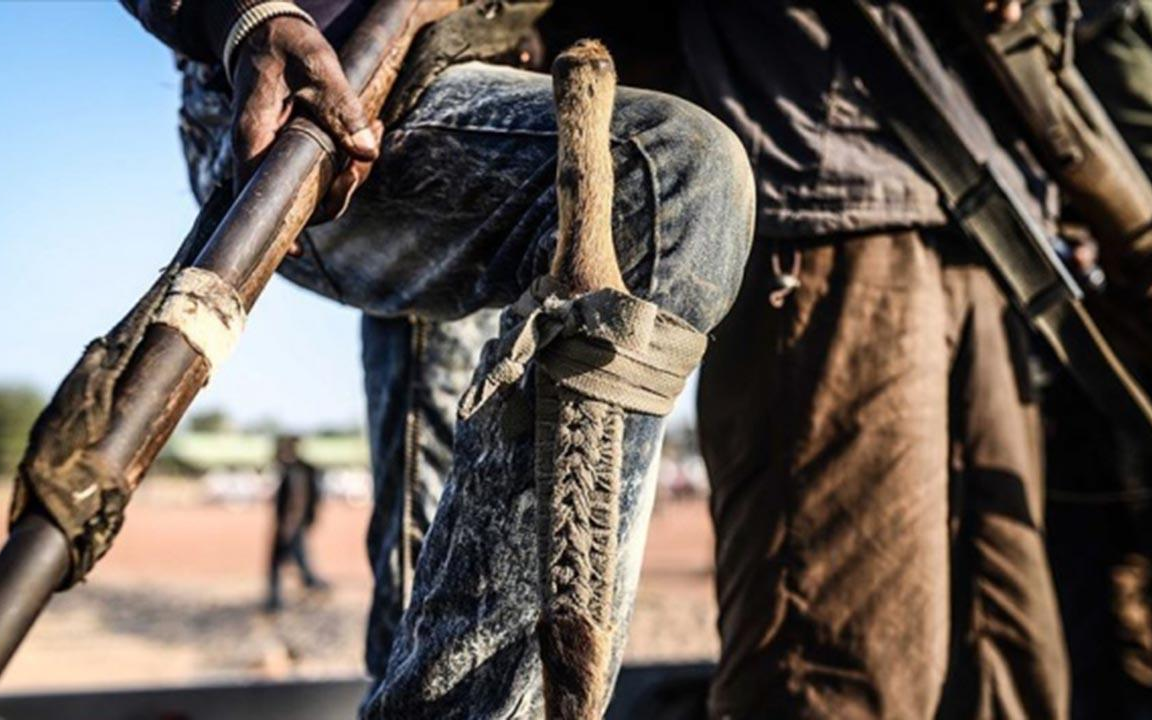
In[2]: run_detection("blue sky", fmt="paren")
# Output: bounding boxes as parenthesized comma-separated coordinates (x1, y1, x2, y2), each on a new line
(0, 1, 365, 432)
(0, 1, 696, 433)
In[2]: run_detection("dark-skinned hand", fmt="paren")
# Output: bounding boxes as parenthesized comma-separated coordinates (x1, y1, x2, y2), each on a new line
(229, 15, 384, 251)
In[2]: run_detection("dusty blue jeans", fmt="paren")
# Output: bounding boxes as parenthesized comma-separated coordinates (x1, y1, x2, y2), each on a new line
(184, 59, 754, 717)
(179, 57, 503, 683)
(359, 311, 500, 679)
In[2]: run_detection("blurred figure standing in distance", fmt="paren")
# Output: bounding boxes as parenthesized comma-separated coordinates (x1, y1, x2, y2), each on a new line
(267, 434, 328, 613)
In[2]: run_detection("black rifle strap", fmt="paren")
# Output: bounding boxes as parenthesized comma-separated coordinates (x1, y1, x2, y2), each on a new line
(823, 0, 1152, 442)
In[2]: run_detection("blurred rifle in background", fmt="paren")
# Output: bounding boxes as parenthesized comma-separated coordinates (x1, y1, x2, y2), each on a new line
(826, 0, 1152, 446)
(956, 0, 1152, 381)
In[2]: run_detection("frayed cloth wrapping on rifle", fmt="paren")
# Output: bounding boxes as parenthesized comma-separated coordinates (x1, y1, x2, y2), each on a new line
(458, 276, 706, 421)
(8, 261, 242, 588)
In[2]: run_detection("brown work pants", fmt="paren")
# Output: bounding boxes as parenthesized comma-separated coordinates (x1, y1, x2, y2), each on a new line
(698, 230, 1068, 719)
(1043, 371, 1152, 720)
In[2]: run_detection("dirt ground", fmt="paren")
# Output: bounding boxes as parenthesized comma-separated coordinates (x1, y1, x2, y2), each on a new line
(0, 480, 717, 693)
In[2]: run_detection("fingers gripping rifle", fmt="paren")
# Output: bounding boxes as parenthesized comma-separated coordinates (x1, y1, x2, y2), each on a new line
(0, 0, 463, 676)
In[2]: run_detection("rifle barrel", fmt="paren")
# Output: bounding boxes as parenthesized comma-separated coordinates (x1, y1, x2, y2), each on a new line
(0, 515, 70, 674)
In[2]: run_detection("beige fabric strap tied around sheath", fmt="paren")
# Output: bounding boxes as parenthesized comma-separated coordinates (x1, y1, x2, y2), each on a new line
(458, 277, 706, 420)
(153, 267, 246, 372)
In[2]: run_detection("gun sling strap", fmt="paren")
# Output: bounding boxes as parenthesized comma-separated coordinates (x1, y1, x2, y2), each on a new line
(824, 0, 1152, 444)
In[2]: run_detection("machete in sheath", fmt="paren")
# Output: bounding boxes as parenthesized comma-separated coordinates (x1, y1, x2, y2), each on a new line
(828, 0, 1152, 443)
(455, 40, 706, 718)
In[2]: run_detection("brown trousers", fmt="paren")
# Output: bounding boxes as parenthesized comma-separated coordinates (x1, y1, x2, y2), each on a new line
(698, 231, 1068, 719)
(1043, 371, 1152, 720)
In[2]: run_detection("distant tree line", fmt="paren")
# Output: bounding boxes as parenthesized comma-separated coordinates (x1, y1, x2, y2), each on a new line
(183, 409, 360, 438)
(0, 394, 368, 477)
(0, 385, 44, 476)
(187, 409, 235, 433)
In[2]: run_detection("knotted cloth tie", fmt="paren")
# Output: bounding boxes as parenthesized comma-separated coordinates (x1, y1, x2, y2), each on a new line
(458, 277, 706, 421)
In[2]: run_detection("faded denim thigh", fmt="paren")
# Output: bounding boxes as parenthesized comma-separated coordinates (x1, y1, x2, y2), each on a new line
(280, 61, 752, 334)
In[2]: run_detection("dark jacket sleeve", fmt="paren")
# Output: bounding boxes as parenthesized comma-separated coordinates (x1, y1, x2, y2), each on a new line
(120, 0, 272, 62)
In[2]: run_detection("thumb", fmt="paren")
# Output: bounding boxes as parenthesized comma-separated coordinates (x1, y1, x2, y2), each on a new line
(296, 54, 379, 162)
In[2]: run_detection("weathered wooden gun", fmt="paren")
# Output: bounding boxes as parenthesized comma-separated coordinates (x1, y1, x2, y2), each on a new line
(0, 0, 462, 676)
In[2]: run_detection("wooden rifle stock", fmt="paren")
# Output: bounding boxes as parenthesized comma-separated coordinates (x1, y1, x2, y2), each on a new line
(0, 0, 458, 677)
